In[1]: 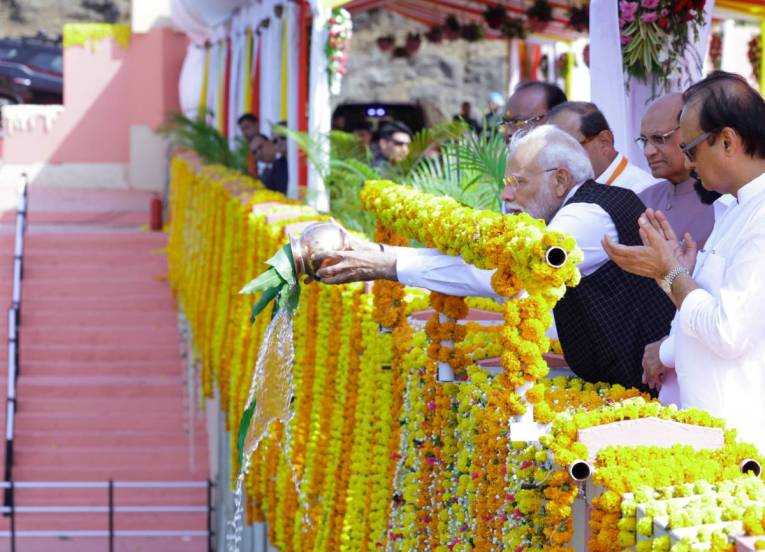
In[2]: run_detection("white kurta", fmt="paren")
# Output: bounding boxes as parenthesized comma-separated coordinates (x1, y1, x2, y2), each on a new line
(662, 173, 765, 453)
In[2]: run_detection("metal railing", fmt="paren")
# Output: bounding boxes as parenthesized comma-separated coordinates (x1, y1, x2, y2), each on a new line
(1, 177, 216, 551)
(4, 174, 27, 504)
(0, 480, 213, 552)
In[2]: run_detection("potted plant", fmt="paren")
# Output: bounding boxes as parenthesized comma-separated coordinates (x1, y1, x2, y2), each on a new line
(567, 4, 589, 32)
(444, 15, 462, 40)
(392, 46, 410, 58)
(460, 22, 484, 42)
(527, 0, 553, 32)
(425, 25, 444, 43)
(483, 6, 506, 29)
(500, 17, 526, 39)
(376, 34, 395, 51)
(405, 32, 422, 55)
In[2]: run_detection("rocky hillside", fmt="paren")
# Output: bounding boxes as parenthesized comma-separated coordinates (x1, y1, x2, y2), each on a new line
(1, 0, 130, 40)
(336, 9, 509, 123)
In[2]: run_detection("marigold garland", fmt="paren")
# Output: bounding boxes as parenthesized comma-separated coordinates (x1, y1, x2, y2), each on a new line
(167, 157, 765, 552)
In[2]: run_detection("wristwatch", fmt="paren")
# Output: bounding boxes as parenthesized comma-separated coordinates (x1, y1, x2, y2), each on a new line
(660, 265, 689, 294)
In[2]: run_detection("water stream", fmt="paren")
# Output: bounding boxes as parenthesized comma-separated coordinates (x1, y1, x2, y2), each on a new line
(226, 305, 297, 551)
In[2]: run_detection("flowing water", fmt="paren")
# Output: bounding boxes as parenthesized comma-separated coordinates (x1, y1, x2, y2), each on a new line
(226, 305, 297, 551)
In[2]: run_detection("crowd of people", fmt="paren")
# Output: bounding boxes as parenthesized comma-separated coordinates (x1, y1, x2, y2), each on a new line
(307, 71, 765, 453)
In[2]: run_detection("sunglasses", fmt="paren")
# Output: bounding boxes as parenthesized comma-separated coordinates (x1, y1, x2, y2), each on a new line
(635, 127, 680, 149)
(679, 130, 717, 162)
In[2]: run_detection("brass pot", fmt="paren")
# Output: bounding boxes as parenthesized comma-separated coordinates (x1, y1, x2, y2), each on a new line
(289, 222, 351, 278)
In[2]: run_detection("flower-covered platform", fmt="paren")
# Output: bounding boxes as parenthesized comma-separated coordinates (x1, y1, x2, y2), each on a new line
(168, 156, 765, 551)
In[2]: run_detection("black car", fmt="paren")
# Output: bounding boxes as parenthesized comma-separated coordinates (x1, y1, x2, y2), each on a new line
(0, 37, 63, 105)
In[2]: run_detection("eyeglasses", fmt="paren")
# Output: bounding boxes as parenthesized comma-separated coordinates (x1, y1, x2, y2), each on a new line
(503, 167, 559, 189)
(497, 114, 546, 134)
(679, 130, 716, 162)
(635, 127, 680, 149)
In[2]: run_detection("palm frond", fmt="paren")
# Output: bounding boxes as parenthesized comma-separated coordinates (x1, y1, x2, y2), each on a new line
(274, 126, 332, 180)
(455, 125, 507, 191)
(158, 112, 247, 172)
(403, 129, 505, 211)
(396, 119, 468, 176)
(329, 130, 369, 161)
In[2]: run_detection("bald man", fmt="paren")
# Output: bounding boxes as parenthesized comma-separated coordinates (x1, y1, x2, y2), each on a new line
(501, 81, 567, 140)
(635, 93, 718, 406)
(637, 93, 717, 250)
(548, 101, 658, 193)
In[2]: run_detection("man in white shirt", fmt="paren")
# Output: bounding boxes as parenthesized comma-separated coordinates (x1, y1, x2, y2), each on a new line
(604, 71, 765, 452)
(547, 102, 658, 194)
(315, 125, 676, 388)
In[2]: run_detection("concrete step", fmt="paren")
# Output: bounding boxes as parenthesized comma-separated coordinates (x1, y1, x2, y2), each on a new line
(20, 297, 176, 313)
(20, 345, 182, 363)
(13, 447, 207, 470)
(13, 466, 207, 481)
(15, 361, 182, 377)
(0, 537, 207, 552)
(17, 312, 178, 327)
(14, 412, 188, 433)
(14, 429, 206, 449)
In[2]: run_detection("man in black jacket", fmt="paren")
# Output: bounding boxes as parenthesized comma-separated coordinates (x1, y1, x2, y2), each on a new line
(250, 134, 288, 195)
(313, 125, 675, 389)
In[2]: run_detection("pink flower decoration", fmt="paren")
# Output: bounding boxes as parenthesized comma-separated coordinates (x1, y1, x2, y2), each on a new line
(619, 0, 639, 22)
(426, 401, 436, 410)
(660, 8, 669, 16)
(641, 0, 659, 8)
(640, 11, 658, 22)
(621, 33, 632, 45)
(471, 471, 480, 480)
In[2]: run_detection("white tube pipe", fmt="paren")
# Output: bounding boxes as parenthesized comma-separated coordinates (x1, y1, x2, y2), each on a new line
(568, 460, 593, 481)
(740, 458, 762, 477)
(545, 246, 567, 268)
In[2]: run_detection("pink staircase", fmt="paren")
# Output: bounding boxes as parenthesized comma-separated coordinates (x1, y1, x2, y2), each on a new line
(0, 188, 209, 552)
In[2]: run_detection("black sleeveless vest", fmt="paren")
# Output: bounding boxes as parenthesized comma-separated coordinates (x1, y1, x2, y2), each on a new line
(552, 181, 676, 389)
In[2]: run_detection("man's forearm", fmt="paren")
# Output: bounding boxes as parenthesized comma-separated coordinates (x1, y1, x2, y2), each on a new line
(669, 272, 700, 309)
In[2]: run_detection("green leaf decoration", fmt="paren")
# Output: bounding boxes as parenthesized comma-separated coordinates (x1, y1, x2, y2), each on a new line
(250, 284, 281, 323)
(266, 244, 297, 287)
(237, 400, 256, 468)
(241, 244, 301, 324)
(240, 268, 283, 295)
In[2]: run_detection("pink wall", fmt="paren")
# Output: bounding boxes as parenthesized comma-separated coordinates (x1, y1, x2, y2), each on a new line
(128, 29, 186, 129)
(3, 27, 187, 165)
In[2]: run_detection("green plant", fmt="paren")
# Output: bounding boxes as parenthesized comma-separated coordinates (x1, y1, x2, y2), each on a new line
(282, 119, 504, 238)
(404, 121, 507, 211)
(158, 112, 249, 173)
